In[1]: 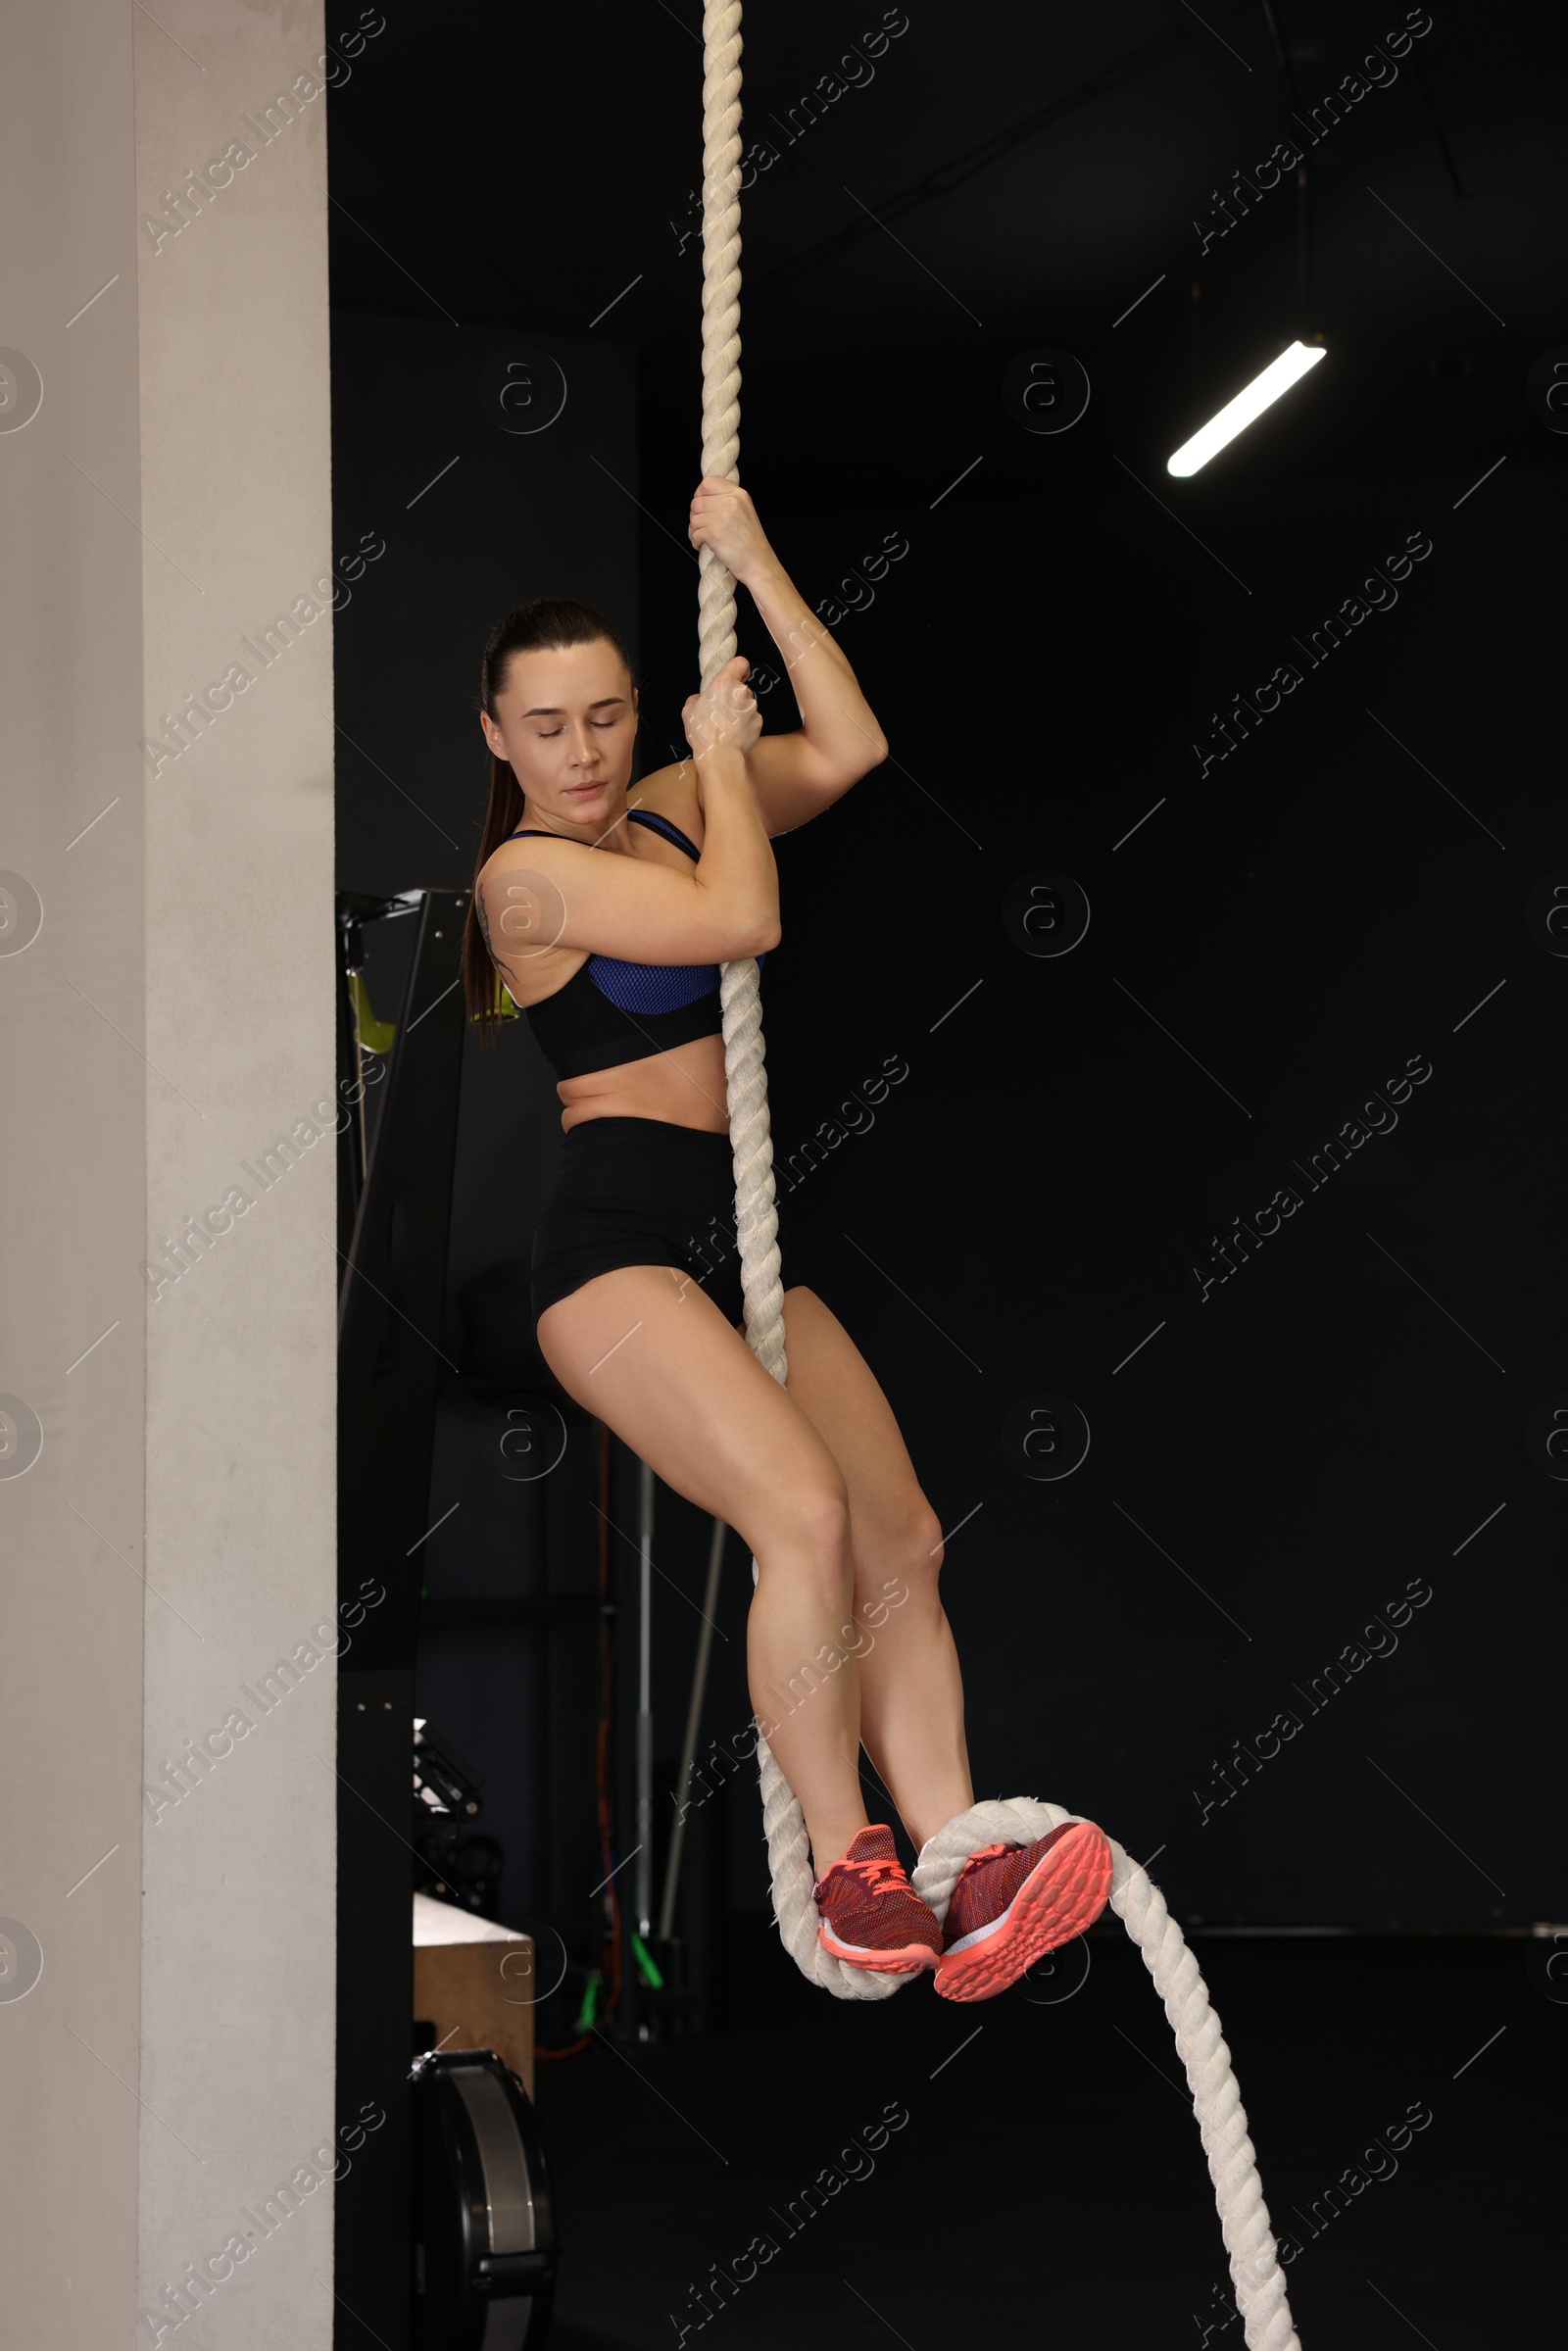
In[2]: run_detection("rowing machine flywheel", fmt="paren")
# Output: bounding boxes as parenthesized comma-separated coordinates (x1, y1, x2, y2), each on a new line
(412, 2047, 558, 2348)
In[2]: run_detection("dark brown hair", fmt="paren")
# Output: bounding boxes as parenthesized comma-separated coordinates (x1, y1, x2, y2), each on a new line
(462, 599, 635, 1039)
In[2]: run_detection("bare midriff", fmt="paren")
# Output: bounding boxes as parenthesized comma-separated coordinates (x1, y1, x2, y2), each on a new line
(501, 936, 732, 1135)
(556, 1032, 731, 1136)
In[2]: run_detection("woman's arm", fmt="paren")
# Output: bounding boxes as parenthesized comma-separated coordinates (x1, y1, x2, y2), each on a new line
(480, 669, 777, 970)
(688, 477, 889, 836)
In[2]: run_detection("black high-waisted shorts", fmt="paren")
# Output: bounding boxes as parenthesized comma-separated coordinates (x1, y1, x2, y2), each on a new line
(529, 1115, 805, 1331)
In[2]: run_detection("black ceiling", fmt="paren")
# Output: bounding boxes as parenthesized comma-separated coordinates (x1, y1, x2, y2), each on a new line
(324, 0, 1568, 496)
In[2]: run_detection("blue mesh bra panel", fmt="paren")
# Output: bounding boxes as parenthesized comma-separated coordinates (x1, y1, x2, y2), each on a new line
(586, 955, 720, 1014)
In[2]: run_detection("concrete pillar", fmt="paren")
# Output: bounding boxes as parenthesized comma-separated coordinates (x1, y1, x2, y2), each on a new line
(1, 4, 338, 2342)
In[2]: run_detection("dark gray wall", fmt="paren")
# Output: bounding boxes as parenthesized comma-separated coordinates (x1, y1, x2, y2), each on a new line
(329, 311, 639, 898)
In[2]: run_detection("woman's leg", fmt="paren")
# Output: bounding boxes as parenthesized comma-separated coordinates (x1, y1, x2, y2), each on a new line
(536, 1264, 870, 1880)
(725, 1284, 1107, 1996)
(775, 1287, 974, 1851)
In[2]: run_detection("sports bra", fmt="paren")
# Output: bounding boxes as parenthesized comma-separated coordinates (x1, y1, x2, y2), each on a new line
(501, 807, 767, 1080)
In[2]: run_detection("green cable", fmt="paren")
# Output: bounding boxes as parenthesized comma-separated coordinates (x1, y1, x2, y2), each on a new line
(573, 1970, 602, 2034)
(629, 1932, 664, 1990)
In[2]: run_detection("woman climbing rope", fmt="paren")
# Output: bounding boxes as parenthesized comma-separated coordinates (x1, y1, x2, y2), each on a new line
(449, 10, 1302, 2334)
(461, 476, 1111, 2000)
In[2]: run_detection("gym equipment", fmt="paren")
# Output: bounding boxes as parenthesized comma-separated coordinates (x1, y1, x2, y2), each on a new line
(414, 1717, 505, 1917)
(336, 887, 470, 2351)
(412, 2049, 558, 2350)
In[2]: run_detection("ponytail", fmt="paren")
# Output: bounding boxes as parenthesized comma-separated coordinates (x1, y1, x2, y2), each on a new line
(463, 749, 526, 1042)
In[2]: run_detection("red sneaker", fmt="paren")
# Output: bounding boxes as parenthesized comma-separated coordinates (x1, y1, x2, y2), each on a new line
(814, 1825, 944, 1974)
(933, 1820, 1111, 2002)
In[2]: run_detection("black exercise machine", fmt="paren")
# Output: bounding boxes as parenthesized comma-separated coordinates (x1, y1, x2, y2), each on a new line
(335, 888, 559, 2350)
(332, 884, 732, 2344)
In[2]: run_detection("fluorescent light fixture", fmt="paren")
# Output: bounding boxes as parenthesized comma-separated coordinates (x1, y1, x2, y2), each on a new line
(1167, 340, 1326, 476)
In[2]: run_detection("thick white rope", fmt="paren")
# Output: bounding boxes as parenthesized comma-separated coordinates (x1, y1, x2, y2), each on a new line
(913, 1801, 1302, 2351)
(696, 0, 889, 2002)
(696, 3, 786, 1386)
(694, 14, 1301, 2337)
(697, 0, 893, 2000)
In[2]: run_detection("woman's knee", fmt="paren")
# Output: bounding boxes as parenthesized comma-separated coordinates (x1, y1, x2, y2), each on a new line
(753, 1466, 852, 1580)
(859, 1498, 945, 1615)
(786, 1466, 853, 1548)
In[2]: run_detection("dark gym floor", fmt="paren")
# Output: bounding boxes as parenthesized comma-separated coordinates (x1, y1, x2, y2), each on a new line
(537, 1917, 1558, 2350)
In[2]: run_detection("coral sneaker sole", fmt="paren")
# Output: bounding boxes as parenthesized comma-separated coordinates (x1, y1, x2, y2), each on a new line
(933, 1821, 1112, 2002)
(817, 1923, 940, 1974)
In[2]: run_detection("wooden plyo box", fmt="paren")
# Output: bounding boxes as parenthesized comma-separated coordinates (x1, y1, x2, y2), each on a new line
(413, 1895, 536, 2099)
